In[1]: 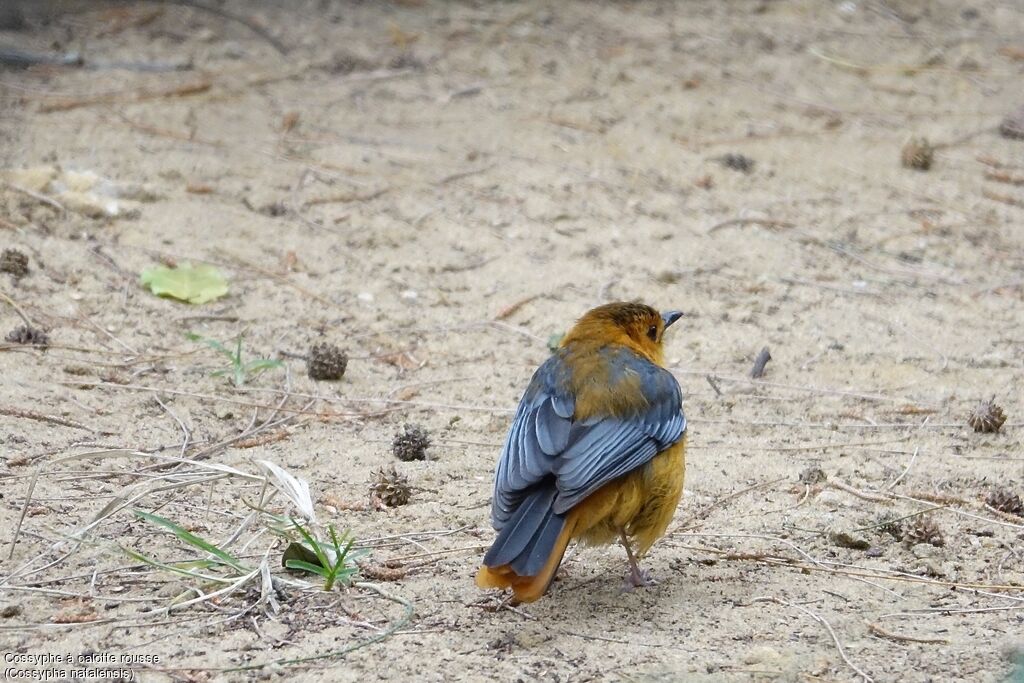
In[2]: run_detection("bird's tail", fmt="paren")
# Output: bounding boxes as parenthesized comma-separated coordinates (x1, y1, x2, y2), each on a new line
(476, 487, 578, 603)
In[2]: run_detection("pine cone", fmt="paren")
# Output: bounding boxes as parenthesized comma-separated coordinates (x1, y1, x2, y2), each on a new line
(968, 398, 1007, 433)
(307, 342, 347, 381)
(875, 515, 904, 541)
(0, 249, 29, 278)
(5, 325, 48, 347)
(392, 423, 430, 461)
(986, 488, 1023, 516)
(901, 137, 934, 171)
(369, 466, 411, 507)
(905, 516, 944, 547)
(798, 465, 827, 485)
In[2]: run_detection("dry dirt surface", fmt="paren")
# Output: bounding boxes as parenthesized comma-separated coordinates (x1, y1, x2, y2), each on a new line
(1, 1, 1024, 681)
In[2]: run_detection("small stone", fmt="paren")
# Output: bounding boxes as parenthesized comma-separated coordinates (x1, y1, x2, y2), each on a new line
(968, 397, 1007, 433)
(911, 542, 943, 559)
(307, 342, 347, 381)
(901, 137, 934, 171)
(0, 249, 29, 278)
(0, 604, 21, 618)
(392, 423, 430, 461)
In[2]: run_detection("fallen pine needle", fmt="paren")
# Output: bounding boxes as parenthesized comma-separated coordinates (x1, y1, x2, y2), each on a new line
(866, 621, 949, 645)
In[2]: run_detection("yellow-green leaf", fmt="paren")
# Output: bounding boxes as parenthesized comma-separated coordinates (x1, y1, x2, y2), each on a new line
(140, 263, 228, 304)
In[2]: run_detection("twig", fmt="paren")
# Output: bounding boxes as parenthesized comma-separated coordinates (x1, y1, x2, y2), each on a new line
(494, 294, 541, 321)
(750, 346, 772, 379)
(828, 479, 891, 503)
(707, 217, 795, 235)
(7, 470, 38, 561)
(0, 290, 35, 327)
(885, 446, 919, 490)
(982, 190, 1024, 208)
(866, 621, 948, 644)
(436, 165, 495, 185)
(2, 182, 66, 215)
(38, 78, 212, 113)
(0, 406, 98, 433)
(747, 596, 873, 682)
(221, 582, 414, 671)
(153, 396, 192, 457)
(984, 171, 1024, 187)
(705, 375, 723, 397)
(159, 0, 289, 55)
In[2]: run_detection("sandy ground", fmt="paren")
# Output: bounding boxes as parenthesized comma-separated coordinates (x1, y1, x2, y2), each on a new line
(1, 1, 1023, 681)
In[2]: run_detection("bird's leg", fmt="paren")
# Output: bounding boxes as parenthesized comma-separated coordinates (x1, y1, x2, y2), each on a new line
(619, 529, 656, 589)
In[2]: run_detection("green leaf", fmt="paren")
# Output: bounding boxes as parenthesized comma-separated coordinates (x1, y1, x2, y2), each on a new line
(134, 510, 249, 573)
(284, 559, 329, 577)
(140, 263, 228, 305)
(282, 540, 323, 569)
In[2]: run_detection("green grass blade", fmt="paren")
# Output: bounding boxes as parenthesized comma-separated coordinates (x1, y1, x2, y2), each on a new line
(123, 546, 233, 583)
(284, 559, 329, 577)
(290, 518, 331, 568)
(134, 510, 250, 573)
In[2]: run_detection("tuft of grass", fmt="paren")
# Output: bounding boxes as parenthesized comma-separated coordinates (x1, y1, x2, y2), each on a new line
(281, 517, 365, 591)
(187, 332, 282, 387)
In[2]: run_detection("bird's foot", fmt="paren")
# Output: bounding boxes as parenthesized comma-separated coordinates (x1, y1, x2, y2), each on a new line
(621, 566, 657, 592)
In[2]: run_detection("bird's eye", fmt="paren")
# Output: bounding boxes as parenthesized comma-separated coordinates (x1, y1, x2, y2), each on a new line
(646, 324, 658, 341)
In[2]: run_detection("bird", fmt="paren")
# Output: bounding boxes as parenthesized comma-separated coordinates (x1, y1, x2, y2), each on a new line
(476, 301, 687, 602)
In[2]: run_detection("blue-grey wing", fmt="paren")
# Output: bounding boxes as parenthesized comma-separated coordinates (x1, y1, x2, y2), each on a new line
(491, 354, 575, 527)
(552, 358, 685, 513)
(490, 348, 686, 529)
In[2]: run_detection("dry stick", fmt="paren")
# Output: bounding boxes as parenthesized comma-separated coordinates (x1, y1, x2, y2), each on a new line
(682, 370, 915, 405)
(219, 582, 414, 672)
(705, 375, 723, 397)
(54, 382, 387, 419)
(828, 479, 891, 503)
(0, 406, 97, 434)
(158, 0, 288, 55)
(982, 190, 1024, 208)
(885, 445, 920, 490)
(706, 217, 795, 235)
(676, 533, 899, 598)
(494, 294, 542, 321)
(2, 182, 66, 215)
(747, 596, 873, 683)
(865, 621, 949, 645)
(7, 469, 39, 561)
(38, 78, 212, 112)
(679, 541, 1022, 593)
(0, 290, 35, 327)
(675, 478, 786, 530)
(153, 395, 192, 457)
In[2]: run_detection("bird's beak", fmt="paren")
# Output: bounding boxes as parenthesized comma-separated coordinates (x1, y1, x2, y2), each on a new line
(661, 310, 684, 329)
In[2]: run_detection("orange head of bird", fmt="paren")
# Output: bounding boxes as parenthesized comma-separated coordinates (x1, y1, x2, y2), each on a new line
(561, 302, 683, 365)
